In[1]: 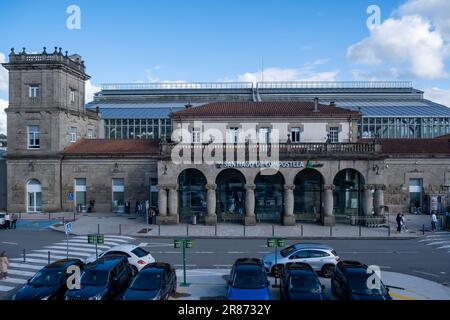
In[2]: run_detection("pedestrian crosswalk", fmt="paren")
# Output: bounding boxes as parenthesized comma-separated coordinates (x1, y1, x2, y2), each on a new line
(418, 231, 450, 253)
(0, 235, 135, 293)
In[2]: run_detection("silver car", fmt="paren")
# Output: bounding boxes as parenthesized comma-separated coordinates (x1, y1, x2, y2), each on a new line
(262, 243, 340, 278)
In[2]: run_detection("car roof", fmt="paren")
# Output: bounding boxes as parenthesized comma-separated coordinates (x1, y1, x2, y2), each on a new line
(340, 261, 369, 275)
(234, 258, 262, 266)
(142, 262, 172, 271)
(107, 244, 139, 252)
(293, 243, 334, 250)
(45, 258, 82, 269)
(87, 255, 127, 270)
(285, 262, 315, 273)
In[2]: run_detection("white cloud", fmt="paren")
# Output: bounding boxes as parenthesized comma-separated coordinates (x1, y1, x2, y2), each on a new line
(399, 0, 450, 40)
(236, 67, 338, 83)
(0, 52, 8, 92)
(424, 87, 450, 107)
(347, 15, 448, 79)
(85, 80, 100, 103)
(0, 99, 7, 134)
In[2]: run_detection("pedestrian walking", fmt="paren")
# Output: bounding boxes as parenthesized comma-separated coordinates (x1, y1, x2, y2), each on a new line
(4, 213, 10, 229)
(0, 251, 9, 279)
(396, 213, 402, 232)
(431, 212, 438, 232)
(401, 214, 407, 232)
(11, 213, 18, 229)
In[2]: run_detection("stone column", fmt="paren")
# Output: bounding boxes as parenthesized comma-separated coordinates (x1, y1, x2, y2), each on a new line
(156, 185, 179, 225)
(205, 184, 217, 225)
(244, 184, 256, 226)
(374, 184, 385, 216)
(363, 185, 374, 216)
(157, 186, 167, 217)
(167, 184, 179, 218)
(283, 184, 296, 226)
(321, 184, 335, 226)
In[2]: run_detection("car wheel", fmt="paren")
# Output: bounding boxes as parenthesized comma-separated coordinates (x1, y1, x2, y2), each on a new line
(131, 266, 138, 276)
(321, 264, 334, 278)
(271, 264, 284, 277)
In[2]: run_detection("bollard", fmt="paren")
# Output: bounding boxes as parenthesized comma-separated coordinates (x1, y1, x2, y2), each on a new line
(23, 249, 26, 263)
(119, 224, 122, 235)
(186, 224, 189, 236)
(158, 224, 161, 236)
(244, 224, 246, 237)
(73, 211, 76, 222)
(97, 224, 100, 234)
(215, 224, 217, 236)
(48, 212, 50, 220)
(62, 217, 65, 225)
(359, 224, 362, 237)
(301, 224, 304, 237)
(422, 224, 425, 235)
(272, 225, 275, 237)
(48, 251, 50, 265)
(330, 225, 332, 237)
(388, 224, 391, 237)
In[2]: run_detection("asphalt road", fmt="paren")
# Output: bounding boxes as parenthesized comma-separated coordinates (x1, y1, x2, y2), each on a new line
(1, 229, 449, 300)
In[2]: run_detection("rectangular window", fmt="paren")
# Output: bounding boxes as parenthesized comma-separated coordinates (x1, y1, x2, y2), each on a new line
(409, 178, 423, 213)
(75, 178, 87, 209)
(70, 127, 77, 143)
(29, 85, 40, 98)
(112, 178, 125, 213)
(329, 127, 339, 143)
(291, 128, 301, 143)
(192, 127, 202, 143)
(259, 127, 270, 143)
(28, 125, 40, 149)
(229, 127, 239, 143)
(70, 89, 76, 104)
(87, 129, 93, 139)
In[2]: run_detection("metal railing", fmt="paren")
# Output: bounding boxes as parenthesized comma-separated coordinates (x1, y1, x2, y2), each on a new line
(257, 81, 413, 89)
(101, 82, 254, 90)
(9, 52, 85, 71)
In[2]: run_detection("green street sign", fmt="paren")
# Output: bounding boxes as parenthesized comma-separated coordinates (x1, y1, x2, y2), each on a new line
(277, 239, 286, 247)
(174, 239, 183, 248)
(97, 234, 104, 244)
(185, 239, 194, 248)
(267, 239, 276, 248)
(88, 234, 104, 245)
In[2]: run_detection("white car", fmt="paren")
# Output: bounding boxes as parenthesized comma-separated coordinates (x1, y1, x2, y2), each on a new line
(0, 213, 5, 229)
(85, 244, 155, 274)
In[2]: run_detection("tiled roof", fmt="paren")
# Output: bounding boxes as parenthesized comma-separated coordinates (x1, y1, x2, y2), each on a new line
(381, 138, 450, 155)
(62, 139, 160, 156)
(171, 101, 360, 118)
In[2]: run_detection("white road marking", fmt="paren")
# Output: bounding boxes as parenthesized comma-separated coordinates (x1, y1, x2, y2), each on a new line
(213, 264, 232, 267)
(0, 285, 15, 292)
(193, 251, 214, 254)
(138, 243, 148, 247)
(10, 258, 49, 264)
(412, 270, 440, 278)
(174, 264, 197, 267)
(1, 241, 18, 245)
(44, 245, 99, 253)
(54, 242, 110, 250)
(157, 251, 180, 254)
(257, 251, 270, 254)
(67, 239, 120, 246)
(7, 269, 35, 277)
(27, 253, 69, 260)
(0, 277, 28, 284)
(427, 241, 450, 245)
(34, 249, 91, 257)
(141, 243, 173, 248)
(436, 245, 450, 249)
(9, 263, 44, 270)
(227, 251, 246, 254)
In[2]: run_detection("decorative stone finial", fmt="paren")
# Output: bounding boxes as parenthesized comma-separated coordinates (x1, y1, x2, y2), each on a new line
(54, 47, 58, 54)
(10, 48, 15, 54)
(22, 47, 26, 54)
(65, 51, 68, 57)
(42, 47, 47, 54)
(58, 47, 62, 55)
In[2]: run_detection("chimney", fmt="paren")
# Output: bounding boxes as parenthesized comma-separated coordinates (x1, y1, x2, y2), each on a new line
(185, 102, 192, 109)
(313, 97, 319, 112)
(330, 101, 336, 107)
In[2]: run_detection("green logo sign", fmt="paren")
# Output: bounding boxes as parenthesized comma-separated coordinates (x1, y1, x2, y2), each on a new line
(267, 239, 276, 247)
(185, 239, 194, 248)
(88, 234, 104, 245)
(174, 239, 183, 248)
(267, 238, 286, 248)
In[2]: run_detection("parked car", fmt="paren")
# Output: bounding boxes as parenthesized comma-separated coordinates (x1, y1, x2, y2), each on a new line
(0, 213, 5, 229)
(65, 255, 133, 300)
(331, 260, 392, 300)
(227, 258, 271, 300)
(263, 243, 340, 278)
(123, 262, 177, 300)
(12, 259, 85, 300)
(280, 262, 327, 300)
(85, 244, 155, 275)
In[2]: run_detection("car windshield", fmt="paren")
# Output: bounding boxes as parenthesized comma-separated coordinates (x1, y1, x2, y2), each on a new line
(232, 267, 267, 289)
(29, 270, 64, 286)
(289, 276, 322, 294)
(280, 245, 296, 257)
(131, 247, 149, 258)
(130, 271, 162, 291)
(349, 276, 386, 295)
(81, 270, 109, 286)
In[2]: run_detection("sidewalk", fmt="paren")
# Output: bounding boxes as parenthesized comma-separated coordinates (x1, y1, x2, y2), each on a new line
(171, 269, 450, 300)
(45, 212, 443, 239)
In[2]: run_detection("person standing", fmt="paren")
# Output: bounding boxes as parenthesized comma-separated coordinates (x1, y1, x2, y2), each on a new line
(396, 213, 402, 232)
(11, 213, 18, 229)
(4, 213, 10, 229)
(415, 201, 421, 215)
(431, 212, 438, 232)
(401, 214, 407, 232)
(0, 251, 8, 279)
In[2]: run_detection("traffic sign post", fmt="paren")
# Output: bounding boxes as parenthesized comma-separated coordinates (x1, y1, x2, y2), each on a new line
(88, 234, 104, 259)
(267, 238, 286, 288)
(174, 238, 194, 287)
(64, 223, 72, 259)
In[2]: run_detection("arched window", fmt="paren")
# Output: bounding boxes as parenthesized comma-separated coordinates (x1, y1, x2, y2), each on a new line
(178, 169, 207, 223)
(294, 169, 324, 216)
(27, 179, 42, 213)
(216, 169, 246, 222)
(333, 169, 365, 217)
(254, 172, 285, 223)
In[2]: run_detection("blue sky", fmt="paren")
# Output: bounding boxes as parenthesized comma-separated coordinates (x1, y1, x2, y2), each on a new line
(1, 0, 450, 133)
